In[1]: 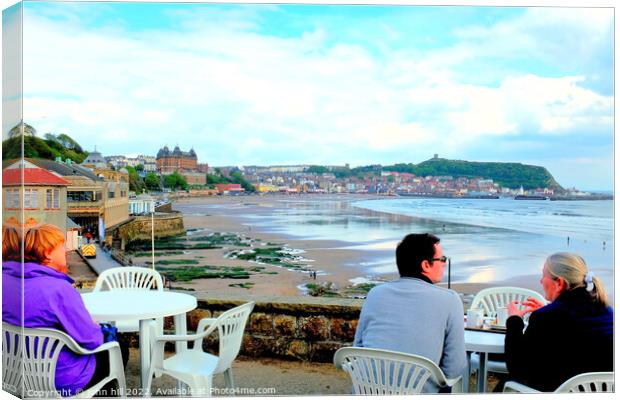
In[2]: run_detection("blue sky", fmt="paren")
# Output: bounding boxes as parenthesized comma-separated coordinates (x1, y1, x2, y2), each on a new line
(1, 1, 614, 190)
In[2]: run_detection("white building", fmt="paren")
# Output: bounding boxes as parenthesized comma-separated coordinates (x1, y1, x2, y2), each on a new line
(128, 193, 155, 215)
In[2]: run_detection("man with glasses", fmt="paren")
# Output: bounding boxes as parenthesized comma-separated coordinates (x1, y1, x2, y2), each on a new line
(353, 233, 466, 393)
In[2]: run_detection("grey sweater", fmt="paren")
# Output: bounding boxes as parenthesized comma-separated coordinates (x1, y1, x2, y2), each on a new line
(353, 277, 467, 392)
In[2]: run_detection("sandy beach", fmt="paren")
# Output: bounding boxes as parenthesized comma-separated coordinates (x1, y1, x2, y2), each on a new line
(130, 194, 526, 299)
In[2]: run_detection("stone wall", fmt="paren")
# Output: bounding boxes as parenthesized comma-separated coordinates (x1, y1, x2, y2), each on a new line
(115, 212, 184, 249)
(160, 292, 363, 363)
(113, 290, 475, 363)
(154, 202, 173, 213)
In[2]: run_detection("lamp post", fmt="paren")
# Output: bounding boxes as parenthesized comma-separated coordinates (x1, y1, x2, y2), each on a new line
(151, 205, 155, 271)
(447, 258, 451, 289)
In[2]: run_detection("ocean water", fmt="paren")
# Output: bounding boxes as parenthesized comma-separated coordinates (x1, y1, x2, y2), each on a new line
(219, 197, 613, 298)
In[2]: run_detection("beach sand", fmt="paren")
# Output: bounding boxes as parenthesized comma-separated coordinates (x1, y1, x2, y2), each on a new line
(132, 194, 511, 299)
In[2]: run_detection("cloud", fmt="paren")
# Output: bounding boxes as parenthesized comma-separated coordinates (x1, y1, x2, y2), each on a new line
(13, 3, 614, 189)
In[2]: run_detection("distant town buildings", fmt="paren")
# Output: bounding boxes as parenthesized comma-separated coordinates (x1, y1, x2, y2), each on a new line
(81, 148, 107, 169)
(214, 183, 244, 194)
(105, 154, 157, 172)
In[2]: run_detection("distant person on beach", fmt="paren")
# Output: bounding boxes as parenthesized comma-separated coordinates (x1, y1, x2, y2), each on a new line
(2, 224, 127, 397)
(503, 252, 613, 391)
(353, 233, 466, 393)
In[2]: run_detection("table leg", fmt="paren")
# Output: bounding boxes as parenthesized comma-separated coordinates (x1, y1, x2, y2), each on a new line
(138, 319, 151, 393)
(462, 351, 471, 393)
(173, 313, 188, 393)
(477, 352, 488, 393)
(173, 313, 188, 352)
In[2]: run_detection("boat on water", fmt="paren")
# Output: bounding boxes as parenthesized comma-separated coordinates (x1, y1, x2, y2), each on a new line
(463, 194, 500, 199)
(514, 195, 548, 200)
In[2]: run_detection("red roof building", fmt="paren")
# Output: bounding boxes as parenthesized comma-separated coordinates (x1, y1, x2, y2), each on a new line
(2, 167, 71, 186)
(215, 183, 244, 193)
(2, 160, 71, 232)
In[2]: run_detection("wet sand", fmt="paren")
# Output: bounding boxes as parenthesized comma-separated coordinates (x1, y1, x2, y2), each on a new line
(135, 194, 508, 298)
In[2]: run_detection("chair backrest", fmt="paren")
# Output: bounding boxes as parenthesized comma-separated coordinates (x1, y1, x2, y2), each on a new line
(555, 372, 614, 393)
(202, 302, 255, 374)
(333, 347, 448, 394)
(470, 286, 546, 318)
(2, 323, 78, 398)
(94, 266, 163, 292)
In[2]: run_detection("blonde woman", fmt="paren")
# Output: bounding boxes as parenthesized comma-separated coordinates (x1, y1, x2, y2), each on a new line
(503, 252, 613, 391)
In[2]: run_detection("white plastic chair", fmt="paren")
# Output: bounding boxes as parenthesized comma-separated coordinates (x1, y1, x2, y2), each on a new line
(468, 286, 547, 383)
(2, 323, 126, 398)
(504, 372, 614, 393)
(470, 286, 547, 320)
(93, 266, 164, 333)
(145, 301, 255, 397)
(333, 347, 463, 394)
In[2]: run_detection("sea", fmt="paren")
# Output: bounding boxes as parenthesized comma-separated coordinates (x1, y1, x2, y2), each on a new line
(233, 197, 614, 299)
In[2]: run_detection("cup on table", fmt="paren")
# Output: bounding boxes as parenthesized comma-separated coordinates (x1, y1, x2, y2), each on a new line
(466, 308, 484, 328)
(496, 307, 509, 327)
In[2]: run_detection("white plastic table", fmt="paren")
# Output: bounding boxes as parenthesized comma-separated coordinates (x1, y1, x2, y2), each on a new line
(464, 329, 505, 393)
(82, 291, 197, 393)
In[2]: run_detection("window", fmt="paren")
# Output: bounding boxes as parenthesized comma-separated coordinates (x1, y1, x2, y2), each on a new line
(67, 191, 94, 202)
(46, 189, 60, 209)
(24, 189, 38, 209)
(108, 191, 115, 199)
(5, 189, 20, 208)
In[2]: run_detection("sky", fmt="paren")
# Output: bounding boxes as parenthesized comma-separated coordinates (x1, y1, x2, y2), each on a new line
(1, 1, 615, 190)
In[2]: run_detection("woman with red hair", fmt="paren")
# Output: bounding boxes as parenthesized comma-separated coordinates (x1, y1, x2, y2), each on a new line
(2, 224, 119, 397)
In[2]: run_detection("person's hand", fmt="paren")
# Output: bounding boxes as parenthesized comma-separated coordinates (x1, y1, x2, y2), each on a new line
(508, 297, 545, 318)
(507, 301, 524, 317)
(521, 297, 545, 314)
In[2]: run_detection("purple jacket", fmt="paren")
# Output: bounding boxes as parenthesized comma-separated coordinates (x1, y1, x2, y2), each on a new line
(2, 261, 103, 396)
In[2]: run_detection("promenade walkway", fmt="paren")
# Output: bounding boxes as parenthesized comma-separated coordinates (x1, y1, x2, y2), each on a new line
(122, 348, 498, 395)
(78, 242, 124, 275)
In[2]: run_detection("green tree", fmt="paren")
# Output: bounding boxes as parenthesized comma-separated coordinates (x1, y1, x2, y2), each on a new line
(124, 166, 145, 193)
(144, 172, 161, 190)
(230, 171, 256, 192)
(3, 132, 88, 163)
(164, 172, 188, 190)
(206, 174, 230, 184)
(8, 121, 37, 138)
(135, 164, 144, 172)
(306, 165, 329, 174)
(55, 133, 83, 153)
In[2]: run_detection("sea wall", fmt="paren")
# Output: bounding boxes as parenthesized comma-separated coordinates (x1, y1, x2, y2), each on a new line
(154, 292, 364, 363)
(115, 212, 185, 249)
(154, 202, 173, 213)
(93, 291, 474, 363)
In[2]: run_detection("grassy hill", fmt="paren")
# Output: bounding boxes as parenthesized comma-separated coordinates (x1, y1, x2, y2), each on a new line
(2, 134, 88, 163)
(384, 158, 563, 191)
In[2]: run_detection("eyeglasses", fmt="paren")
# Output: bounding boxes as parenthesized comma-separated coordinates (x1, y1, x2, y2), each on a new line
(429, 256, 448, 263)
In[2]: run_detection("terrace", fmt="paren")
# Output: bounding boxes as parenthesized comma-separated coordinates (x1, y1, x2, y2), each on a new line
(69, 254, 501, 396)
